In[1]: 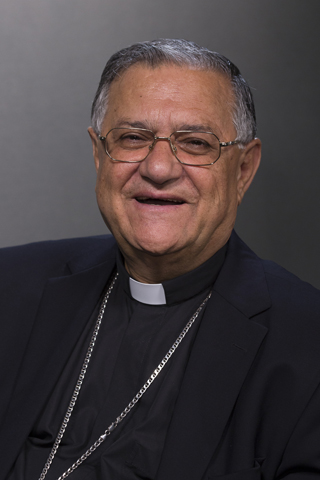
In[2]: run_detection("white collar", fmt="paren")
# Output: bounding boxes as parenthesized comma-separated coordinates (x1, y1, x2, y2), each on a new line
(129, 277, 167, 305)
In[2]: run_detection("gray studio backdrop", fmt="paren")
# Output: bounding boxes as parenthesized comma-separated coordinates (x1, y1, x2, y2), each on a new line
(1, 0, 320, 288)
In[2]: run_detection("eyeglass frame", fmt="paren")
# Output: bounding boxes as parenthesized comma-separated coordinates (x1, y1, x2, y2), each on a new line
(98, 127, 240, 166)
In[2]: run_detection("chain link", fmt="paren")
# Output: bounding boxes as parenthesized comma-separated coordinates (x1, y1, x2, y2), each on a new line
(38, 273, 212, 480)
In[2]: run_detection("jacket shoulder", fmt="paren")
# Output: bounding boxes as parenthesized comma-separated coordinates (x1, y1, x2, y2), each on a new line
(261, 258, 320, 312)
(0, 235, 116, 282)
(219, 231, 320, 319)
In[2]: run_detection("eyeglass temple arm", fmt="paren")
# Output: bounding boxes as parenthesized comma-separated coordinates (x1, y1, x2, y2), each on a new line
(220, 140, 239, 147)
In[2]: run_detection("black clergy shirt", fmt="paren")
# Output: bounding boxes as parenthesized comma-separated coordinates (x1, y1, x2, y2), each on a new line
(10, 244, 227, 480)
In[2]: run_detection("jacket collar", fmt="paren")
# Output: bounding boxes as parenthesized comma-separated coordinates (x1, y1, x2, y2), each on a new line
(214, 231, 271, 317)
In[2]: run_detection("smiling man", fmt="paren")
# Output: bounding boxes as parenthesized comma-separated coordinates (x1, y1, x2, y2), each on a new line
(1, 39, 320, 480)
(89, 63, 260, 283)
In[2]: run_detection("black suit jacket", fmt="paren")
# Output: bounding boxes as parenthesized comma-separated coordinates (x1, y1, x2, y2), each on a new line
(1, 232, 320, 480)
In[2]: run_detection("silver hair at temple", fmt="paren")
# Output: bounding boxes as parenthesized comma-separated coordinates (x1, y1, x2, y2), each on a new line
(91, 39, 257, 144)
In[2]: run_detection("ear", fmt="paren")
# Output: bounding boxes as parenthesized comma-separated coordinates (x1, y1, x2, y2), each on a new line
(236, 138, 261, 205)
(88, 126, 101, 172)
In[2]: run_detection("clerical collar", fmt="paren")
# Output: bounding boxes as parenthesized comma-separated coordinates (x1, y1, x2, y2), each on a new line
(129, 277, 166, 305)
(116, 242, 228, 306)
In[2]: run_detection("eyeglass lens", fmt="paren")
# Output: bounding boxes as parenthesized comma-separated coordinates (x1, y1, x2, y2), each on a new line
(105, 128, 221, 165)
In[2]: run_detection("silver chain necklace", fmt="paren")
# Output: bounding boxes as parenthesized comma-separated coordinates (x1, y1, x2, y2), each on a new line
(38, 272, 212, 480)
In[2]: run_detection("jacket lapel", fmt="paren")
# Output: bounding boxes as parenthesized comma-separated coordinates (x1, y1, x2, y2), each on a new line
(157, 232, 270, 480)
(0, 241, 117, 478)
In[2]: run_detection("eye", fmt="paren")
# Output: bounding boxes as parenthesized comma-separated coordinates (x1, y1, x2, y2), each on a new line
(122, 133, 146, 141)
(120, 133, 148, 145)
(174, 132, 218, 155)
(185, 138, 209, 147)
(110, 129, 154, 150)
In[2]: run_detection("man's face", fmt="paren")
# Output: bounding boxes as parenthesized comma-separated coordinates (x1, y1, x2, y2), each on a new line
(89, 64, 260, 274)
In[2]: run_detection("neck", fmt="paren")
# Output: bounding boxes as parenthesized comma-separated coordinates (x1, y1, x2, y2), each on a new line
(122, 241, 228, 284)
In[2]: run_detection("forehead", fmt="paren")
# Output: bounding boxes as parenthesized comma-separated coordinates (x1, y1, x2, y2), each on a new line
(103, 64, 235, 136)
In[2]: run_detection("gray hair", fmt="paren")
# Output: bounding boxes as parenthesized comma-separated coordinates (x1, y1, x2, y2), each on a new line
(91, 39, 256, 144)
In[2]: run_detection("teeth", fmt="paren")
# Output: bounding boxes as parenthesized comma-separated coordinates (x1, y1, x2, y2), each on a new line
(136, 197, 183, 205)
(137, 197, 181, 202)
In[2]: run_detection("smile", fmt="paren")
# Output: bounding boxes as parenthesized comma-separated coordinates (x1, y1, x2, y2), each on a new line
(135, 197, 185, 206)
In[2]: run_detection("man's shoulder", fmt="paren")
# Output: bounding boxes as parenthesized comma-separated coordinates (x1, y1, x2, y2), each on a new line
(224, 231, 320, 317)
(261, 257, 320, 314)
(233, 231, 319, 291)
(0, 235, 117, 282)
(261, 255, 316, 286)
(225, 234, 320, 376)
(240, 237, 320, 325)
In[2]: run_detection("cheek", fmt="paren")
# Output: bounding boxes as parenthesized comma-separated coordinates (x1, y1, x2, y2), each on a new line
(192, 168, 224, 205)
(95, 173, 109, 209)
(96, 164, 122, 198)
(195, 167, 238, 220)
(95, 167, 117, 223)
(95, 163, 138, 218)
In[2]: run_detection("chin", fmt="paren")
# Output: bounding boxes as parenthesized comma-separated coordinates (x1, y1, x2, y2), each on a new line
(129, 235, 185, 257)
(137, 242, 178, 257)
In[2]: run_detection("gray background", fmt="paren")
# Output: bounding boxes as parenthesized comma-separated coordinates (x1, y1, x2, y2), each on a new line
(1, 0, 320, 288)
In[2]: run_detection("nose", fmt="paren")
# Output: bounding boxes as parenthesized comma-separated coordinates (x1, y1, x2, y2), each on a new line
(138, 137, 184, 185)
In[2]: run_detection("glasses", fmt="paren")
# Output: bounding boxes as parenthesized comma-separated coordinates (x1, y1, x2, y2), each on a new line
(99, 127, 239, 166)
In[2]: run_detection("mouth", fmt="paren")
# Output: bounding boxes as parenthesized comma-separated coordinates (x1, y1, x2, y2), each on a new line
(135, 197, 185, 206)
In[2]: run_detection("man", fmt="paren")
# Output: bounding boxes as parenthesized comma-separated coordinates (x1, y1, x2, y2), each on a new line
(1, 39, 320, 480)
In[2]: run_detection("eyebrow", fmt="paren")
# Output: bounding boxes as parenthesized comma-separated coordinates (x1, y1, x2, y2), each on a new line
(177, 124, 214, 133)
(113, 119, 152, 130)
(113, 119, 216, 133)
